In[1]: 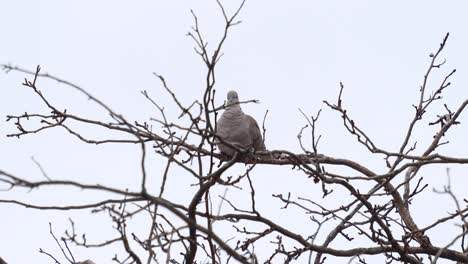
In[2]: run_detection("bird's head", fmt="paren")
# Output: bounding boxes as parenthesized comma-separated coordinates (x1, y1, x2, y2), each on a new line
(226, 90, 239, 106)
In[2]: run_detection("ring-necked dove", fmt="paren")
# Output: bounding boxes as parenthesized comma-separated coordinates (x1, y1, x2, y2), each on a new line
(216, 90, 266, 156)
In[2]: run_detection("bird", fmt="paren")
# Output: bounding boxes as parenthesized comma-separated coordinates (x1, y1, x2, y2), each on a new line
(216, 90, 266, 156)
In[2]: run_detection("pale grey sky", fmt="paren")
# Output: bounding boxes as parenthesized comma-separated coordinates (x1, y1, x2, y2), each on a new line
(1, 1, 468, 263)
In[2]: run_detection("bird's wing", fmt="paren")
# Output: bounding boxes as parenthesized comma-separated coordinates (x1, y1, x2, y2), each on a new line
(216, 112, 231, 140)
(245, 114, 265, 151)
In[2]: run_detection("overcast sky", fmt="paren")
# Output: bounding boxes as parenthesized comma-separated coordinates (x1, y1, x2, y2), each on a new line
(1, 1, 468, 263)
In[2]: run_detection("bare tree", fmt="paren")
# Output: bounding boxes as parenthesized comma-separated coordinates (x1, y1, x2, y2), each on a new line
(1, 1, 467, 263)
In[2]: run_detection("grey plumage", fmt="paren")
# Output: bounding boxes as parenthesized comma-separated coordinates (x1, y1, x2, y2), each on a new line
(216, 91, 265, 156)
(77, 260, 96, 264)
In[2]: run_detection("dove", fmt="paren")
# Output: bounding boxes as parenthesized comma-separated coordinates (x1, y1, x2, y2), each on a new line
(216, 90, 266, 156)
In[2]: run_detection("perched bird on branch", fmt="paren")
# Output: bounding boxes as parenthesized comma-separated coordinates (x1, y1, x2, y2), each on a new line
(216, 90, 266, 156)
